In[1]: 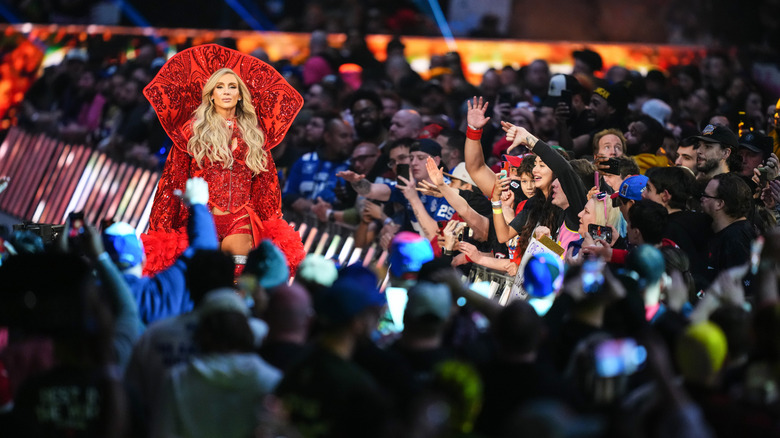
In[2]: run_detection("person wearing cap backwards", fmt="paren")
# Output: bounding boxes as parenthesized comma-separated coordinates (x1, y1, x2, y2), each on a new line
(102, 177, 218, 326)
(276, 265, 390, 438)
(547, 73, 591, 154)
(339, 138, 455, 240)
(687, 123, 741, 179)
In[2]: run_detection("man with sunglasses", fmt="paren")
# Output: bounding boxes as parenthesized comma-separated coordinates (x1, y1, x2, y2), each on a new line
(700, 173, 756, 288)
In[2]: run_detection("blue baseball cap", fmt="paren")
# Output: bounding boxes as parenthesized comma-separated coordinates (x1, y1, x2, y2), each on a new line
(102, 222, 144, 269)
(523, 253, 564, 298)
(389, 232, 434, 278)
(611, 175, 648, 201)
(315, 264, 386, 327)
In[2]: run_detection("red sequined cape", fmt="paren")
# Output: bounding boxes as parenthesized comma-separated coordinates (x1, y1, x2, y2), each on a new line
(141, 44, 304, 275)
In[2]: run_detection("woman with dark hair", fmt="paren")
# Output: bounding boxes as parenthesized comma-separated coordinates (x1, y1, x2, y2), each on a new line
(462, 98, 560, 258)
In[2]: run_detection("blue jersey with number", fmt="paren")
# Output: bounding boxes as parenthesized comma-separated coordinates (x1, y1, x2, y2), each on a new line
(386, 182, 455, 232)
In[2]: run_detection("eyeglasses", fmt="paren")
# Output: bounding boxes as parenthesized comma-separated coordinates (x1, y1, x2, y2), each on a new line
(700, 192, 720, 200)
(387, 155, 409, 168)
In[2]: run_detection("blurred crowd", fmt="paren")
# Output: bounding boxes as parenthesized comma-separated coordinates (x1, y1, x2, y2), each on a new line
(2, 15, 780, 437)
(7, 0, 780, 47)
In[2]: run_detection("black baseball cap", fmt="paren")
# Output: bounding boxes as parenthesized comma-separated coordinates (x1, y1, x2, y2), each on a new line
(738, 131, 773, 159)
(686, 124, 739, 149)
(411, 138, 442, 158)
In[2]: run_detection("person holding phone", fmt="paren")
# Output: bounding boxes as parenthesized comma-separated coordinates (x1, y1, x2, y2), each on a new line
(499, 113, 593, 257)
(591, 129, 627, 190)
(463, 98, 561, 258)
(339, 139, 454, 241)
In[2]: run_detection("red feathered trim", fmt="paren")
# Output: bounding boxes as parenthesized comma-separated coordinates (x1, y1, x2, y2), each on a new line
(141, 229, 189, 277)
(140, 219, 303, 277)
(256, 218, 304, 273)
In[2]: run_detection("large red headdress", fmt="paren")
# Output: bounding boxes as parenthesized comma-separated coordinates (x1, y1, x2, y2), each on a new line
(143, 43, 303, 151)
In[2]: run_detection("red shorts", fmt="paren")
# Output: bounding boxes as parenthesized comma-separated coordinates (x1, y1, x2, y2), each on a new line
(213, 211, 252, 241)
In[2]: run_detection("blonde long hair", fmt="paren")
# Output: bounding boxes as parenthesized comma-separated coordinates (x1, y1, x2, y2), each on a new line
(592, 194, 622, 230)
(188, 68, 267, 174)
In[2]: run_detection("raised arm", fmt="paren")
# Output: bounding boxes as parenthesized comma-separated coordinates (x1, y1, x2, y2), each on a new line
(458, 241, 518, 276)
(490, 176, 519, 243)
(337, 170, 392, 201)
(502, 121, 587, 217)
(398, 174, 441, 241)
(425, 158, 489, 241)
(464, 97, 499, 196)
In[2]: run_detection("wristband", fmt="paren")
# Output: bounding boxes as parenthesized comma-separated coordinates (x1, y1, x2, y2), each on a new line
(442, 249, 454, 256)
(326, 209, 334, 222)
(466, 126, 482, 141)
(492, 208, 503, 215)
(383, 217, 394, 226)
(491, 200, 502, 207)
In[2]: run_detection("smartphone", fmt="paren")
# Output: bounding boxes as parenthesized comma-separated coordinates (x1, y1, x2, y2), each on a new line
(751, 235, 765, 275)
(759, 167, 769, 186)
(602, 157, 621, 175)
(499, 91, 515, 106)
(501, 160, 511, 175)
(395, 164, 410, 184)
(594, 338, 647, 378)
(560, 89, 572, 108)
(588, 223, 612, 243)
(581, 259, 605, 294)
(68, 211, 85, 239)
(594, 171, 600, 189)
(458, 225, 470, 242)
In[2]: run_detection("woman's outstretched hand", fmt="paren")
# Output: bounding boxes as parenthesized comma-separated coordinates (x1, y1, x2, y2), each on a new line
(501, 121, 537, 154)
(466, 97, 490, 131)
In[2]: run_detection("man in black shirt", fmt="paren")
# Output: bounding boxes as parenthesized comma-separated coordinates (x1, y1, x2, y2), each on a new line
(276, 265, 389, 438)
(644, 166, 712, 290)
(700, 173, 756, 286)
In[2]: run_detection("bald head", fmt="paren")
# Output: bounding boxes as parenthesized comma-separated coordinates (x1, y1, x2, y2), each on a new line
(388, 109, 423, 142)
(266, 281, 313, 342)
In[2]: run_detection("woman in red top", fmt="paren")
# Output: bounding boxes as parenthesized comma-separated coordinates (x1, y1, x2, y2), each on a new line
(143, 45, 304, 275)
